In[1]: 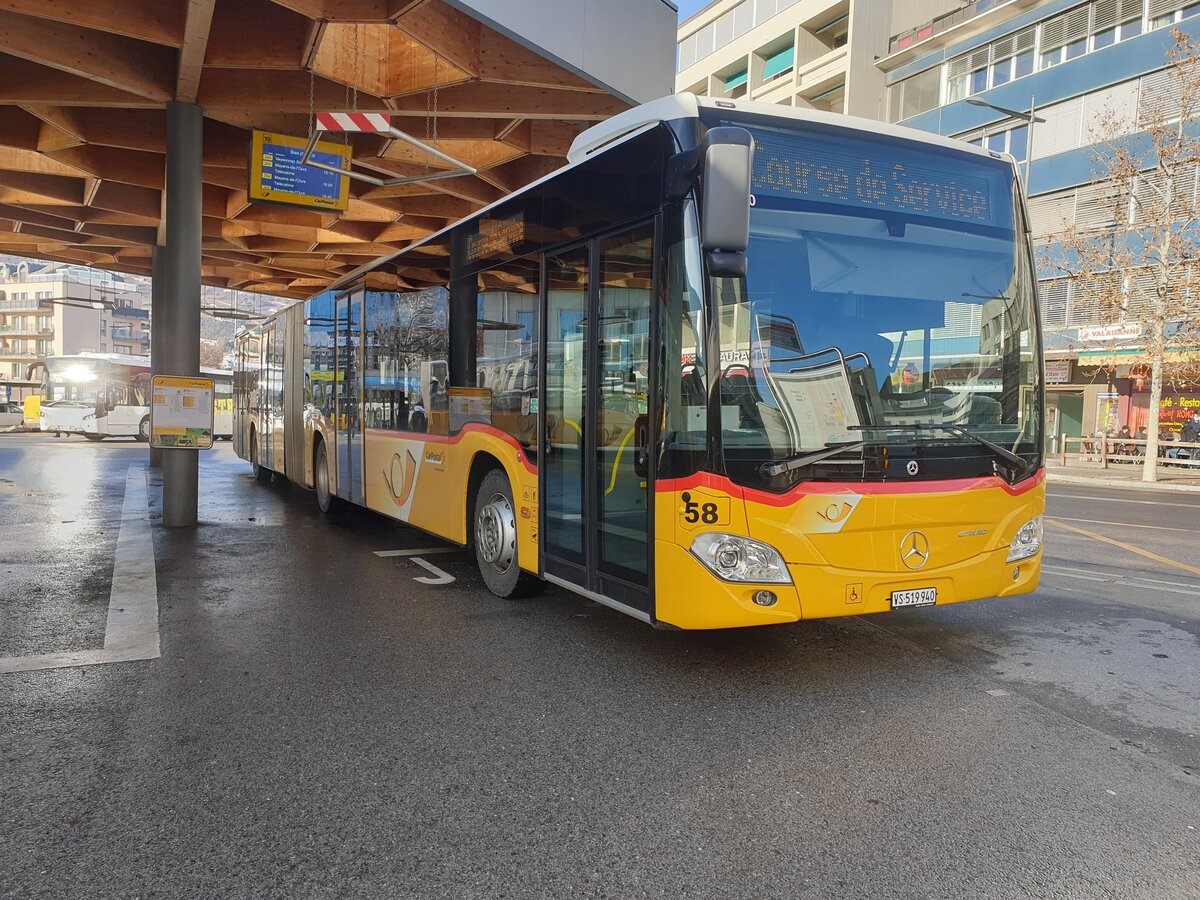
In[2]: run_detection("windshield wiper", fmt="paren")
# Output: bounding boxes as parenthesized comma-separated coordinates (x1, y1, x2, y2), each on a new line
(759, 441, 867, 478)
(850, 424, 1031, 482)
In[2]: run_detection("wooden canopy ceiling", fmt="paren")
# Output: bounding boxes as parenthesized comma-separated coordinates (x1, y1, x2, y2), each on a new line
(0, 0, 630, 300)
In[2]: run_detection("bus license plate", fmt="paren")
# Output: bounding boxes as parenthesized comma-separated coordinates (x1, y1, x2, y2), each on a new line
(890, 587, 937, 609)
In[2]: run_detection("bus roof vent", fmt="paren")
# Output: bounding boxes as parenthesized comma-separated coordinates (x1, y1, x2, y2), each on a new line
(567, 95, 701, 164)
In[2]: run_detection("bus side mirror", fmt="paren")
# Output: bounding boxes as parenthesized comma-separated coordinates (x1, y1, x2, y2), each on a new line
(701, 127, 754, 278)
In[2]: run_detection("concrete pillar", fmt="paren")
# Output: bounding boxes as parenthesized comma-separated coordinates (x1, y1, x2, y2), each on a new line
(149, 246, 164, 469)
(161, 100, 203, 527)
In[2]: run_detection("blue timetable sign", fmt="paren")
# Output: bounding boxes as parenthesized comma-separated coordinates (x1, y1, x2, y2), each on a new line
(746, 126, 1012, 230)
(249, 131, 350, 213)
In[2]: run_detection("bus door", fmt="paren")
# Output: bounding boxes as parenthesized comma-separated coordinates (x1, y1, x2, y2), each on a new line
(335, 288, 363, 505)
(541, 221, 657, 614)
(260, 324, 275, 467)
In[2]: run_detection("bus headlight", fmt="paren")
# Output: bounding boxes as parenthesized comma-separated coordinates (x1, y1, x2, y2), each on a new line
(691, 533, 791, 584)
(1006, 515, 1042, 563)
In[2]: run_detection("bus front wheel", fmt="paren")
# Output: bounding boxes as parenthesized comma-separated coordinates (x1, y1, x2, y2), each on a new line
(314, 441, 343, 514)
(137, 416, 150, 443)
(473, 469, 544, 599)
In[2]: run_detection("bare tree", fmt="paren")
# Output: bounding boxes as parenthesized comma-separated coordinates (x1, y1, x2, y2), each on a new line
(1046, 30, 1200, 482)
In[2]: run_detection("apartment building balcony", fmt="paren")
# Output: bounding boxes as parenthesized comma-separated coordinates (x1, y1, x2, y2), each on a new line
(0, 351, 43, 362)
(0, 325, 54, 337)
(0, 299, 52, 313)
(110, 306, 150, 321)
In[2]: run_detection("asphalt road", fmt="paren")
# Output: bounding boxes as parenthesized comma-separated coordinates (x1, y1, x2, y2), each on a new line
(1, 433, 1197, 899)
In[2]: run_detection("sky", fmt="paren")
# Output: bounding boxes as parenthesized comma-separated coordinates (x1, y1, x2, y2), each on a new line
(675, 0, 711, 22)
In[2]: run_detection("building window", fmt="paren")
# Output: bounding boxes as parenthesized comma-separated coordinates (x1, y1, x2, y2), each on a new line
(892, 66, 940, 122)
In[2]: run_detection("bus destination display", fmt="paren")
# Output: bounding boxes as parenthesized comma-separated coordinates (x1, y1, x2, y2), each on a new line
(749, 129, 1006, 228)
(249, 131, 350, 213)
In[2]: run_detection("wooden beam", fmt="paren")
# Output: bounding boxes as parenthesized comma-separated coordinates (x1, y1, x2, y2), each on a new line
(197, 68, 389, 112)
(394, 0, 480, 77)
(0, 0, 186, 47)
(0, 54, 159, 107)
(205, 0, 311, 69)
(387, 84, 627, 120)
(0, 10, 176, 101)
(90, 180, 162, 219)
(384, 27, 473, 97)
(0, 107, 43, 151)
(43, 145, 166, 190)
(312, 22, 390, 96)
(0, 145, 88, 178)
(177, 0, 218, 102)
(22, 106, 159, 150)
(479, 34, 603, 93)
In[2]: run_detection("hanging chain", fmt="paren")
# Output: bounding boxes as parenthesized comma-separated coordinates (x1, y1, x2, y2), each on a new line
(352, 23, 360, 113)
(308, 67, 315, 138)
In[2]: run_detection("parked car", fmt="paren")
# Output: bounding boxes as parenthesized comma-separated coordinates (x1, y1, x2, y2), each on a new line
(0, 400, 24, 428)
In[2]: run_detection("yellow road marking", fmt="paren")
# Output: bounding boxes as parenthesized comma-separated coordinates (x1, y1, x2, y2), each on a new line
(1047, 516, 1194, 534)
(1047, 519, 1200, 576)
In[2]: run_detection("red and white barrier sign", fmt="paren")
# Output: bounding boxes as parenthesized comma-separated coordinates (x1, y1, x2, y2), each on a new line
(315, 112, 391, 133)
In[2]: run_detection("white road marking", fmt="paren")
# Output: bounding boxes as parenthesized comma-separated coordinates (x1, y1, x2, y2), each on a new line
(373, 548, 459, 558)
(410, 557, 456, 586)
(1036, 571, 1108, 585)
(1049, 493, 1199, 509)
(0, 465, 160, 674)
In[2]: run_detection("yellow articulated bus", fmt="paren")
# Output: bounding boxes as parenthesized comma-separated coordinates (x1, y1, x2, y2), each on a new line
(234, 95, 1045, 630)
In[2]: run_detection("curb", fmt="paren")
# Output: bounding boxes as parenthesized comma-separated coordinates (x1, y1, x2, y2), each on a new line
(1047, 472, 1200, 494)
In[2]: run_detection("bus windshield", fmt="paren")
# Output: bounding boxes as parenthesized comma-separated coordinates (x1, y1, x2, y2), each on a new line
(704, 114, 1041, 486)
(43, 357, 105, 405)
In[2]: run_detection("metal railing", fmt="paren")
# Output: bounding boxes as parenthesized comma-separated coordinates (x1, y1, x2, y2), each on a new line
(0, 299, 52, 312)
(888, 0, 1012, 55)
(0, 325, 53, 336)
(1058, 434, 1200, 469)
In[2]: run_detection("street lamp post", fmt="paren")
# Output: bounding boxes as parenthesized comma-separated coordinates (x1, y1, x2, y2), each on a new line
(966, 95, 1045, 188)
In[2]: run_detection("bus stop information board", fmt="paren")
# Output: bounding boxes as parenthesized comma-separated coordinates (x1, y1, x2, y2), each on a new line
(248, 131, 350, 213)
(151, 376, 214, 449)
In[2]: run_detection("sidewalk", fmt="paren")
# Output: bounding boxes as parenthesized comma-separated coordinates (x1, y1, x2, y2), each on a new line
(1046, 460, 1200, 493)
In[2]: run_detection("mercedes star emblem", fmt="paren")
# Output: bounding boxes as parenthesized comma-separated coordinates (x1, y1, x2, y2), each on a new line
(900, 530, 930, 570)
(906, 460, 920, 476)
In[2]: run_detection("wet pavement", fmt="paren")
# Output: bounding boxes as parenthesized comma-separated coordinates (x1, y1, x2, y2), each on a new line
(1, 433, 1198, 899)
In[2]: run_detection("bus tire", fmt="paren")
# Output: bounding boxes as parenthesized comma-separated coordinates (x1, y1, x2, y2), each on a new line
(137, 416, 150, 443)
(250, 431, 271, 484)
(314, 440, 343, 514)
(472, 468, 545, 599)
(84, 433, 106, 442)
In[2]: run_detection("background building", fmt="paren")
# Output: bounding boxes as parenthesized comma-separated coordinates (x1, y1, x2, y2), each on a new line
(0, 260, 150, 400)
(676, 0, 957, 117)
(877, 0, 1200, 442)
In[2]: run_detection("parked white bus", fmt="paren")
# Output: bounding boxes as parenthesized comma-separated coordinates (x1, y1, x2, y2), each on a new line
(39, 353, 232, 441)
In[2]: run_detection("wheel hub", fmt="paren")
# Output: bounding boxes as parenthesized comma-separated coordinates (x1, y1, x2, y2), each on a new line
(476, 492, 516, 574)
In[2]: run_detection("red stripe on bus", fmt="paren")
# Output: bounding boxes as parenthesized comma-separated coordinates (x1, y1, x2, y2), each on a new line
(656, 468, 1044, 505)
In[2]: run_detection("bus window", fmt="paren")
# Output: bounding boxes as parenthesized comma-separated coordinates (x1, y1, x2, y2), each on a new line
(362, 286, 448, 434)
(471, 257, 539, 449)
(661, 199, 708, 479)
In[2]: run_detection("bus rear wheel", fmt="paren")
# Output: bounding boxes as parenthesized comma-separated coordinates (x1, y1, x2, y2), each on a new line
(137, 416, 150, 443)
(473, 469, 544, 599)
(314, 440, 343, 514)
